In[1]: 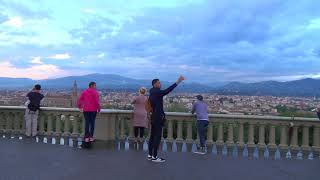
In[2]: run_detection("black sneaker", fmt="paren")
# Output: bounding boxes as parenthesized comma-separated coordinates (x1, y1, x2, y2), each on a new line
(151, 157, 166, 163)
(147, 154, 153, 161)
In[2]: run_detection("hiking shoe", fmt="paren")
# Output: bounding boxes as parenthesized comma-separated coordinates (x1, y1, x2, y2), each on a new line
(147, 154, 153, 161)
(151, 157, 166, 163)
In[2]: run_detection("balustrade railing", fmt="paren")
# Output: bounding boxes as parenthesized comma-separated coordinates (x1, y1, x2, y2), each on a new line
(1, 106, 320, 159)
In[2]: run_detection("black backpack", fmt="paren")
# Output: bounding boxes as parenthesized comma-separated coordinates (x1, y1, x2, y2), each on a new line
(28, 102, 40, 112)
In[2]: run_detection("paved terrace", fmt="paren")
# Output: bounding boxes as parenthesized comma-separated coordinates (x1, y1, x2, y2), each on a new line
(1, 106, 320, 180)
(1, 137, 320, 180)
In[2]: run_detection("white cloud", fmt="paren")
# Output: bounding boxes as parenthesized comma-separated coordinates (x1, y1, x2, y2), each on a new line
(3, 16, 23, 28)
(0, 61, 68, 80)
(83, 9, 96, 14)
(80, 61, 85, 64)
(47, 53, 71, 60)
(97, 53, 105, 58)
(30, 56, 43, 64)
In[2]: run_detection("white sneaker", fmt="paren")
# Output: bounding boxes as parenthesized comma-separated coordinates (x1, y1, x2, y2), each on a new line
(147, 154, 153, 161)
(193, 147, 207, 155)
(151, 157, 166, 163)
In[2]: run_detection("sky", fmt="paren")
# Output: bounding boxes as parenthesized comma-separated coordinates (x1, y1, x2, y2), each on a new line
(0, 0, 320, 83)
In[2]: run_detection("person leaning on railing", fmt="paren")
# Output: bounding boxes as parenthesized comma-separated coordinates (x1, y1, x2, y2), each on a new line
(24, 84, 44, 137)
(131, 87, 148, 143)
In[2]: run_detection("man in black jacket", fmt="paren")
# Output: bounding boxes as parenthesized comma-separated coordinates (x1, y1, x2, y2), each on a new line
(148, 75, 185, 163)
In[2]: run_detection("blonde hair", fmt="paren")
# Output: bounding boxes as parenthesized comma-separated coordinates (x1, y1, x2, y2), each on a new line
(139, 87, 147, 95)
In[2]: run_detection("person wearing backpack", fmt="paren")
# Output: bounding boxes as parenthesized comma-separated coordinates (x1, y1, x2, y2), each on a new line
(147, 75, 185, 163)
(25, 84, 44, 137)
(131, 87, 148, 143)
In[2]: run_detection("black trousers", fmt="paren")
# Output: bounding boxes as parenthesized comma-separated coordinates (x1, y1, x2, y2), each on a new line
(148, 114, 165, 157)
(134, 127, 145, 138)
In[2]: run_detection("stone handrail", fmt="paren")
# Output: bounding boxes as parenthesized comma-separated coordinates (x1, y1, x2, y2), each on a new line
(1, 106, 320, 158)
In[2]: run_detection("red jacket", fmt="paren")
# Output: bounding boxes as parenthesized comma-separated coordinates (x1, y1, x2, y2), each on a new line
(77, 88, 101, 112)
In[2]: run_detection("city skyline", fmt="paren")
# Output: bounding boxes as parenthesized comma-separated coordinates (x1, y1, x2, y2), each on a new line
(1, 0, 320, 83)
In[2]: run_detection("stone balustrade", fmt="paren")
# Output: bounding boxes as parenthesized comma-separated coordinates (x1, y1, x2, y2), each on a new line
(1, 106, 320, 159)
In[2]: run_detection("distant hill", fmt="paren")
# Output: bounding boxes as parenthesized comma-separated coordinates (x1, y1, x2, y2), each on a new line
(2, 75, 320, 96)
(0, 74, 213, 93)
(215, 78, 320, 97)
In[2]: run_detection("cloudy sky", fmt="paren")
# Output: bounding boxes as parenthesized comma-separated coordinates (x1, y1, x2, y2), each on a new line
(0, 0, 320, 83)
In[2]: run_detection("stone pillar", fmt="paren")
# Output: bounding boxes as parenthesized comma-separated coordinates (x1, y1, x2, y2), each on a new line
(176, 121, 183, 152)
(72, 115, 79, 137)
(268, 125, 277, 158)
(290, 126, 299, 156)
(301, 125, 311, 153)
(279, 125, 288, 153)
(226, 122, 234, 155)
(39, 114, 45, 136)
(47, 114, 53, 136)
(247, 122, 255, 158)
(186, 121, 193, 151)
(216, 122, 224, 156)
(237, 122, 245, 156)
(55, 114, 62, 137)
(119, 117, 126, 140)
(258, 123, 266, 157)
(206, 122, 214, 152)
(312, 125, 320, 157)
(63, 115, 70, 138)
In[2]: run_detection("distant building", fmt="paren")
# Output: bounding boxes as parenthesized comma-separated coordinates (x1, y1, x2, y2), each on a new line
(71, 80, 78, 107)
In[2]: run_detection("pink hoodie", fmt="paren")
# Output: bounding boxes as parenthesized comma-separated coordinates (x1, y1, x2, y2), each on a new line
(77, 88, 101, 112)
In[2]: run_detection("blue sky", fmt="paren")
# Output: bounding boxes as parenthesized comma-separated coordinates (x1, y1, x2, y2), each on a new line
(0, 0, 320, 83)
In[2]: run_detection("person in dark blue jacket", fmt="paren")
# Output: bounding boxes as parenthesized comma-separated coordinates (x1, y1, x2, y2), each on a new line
(148, 75, 185, 163)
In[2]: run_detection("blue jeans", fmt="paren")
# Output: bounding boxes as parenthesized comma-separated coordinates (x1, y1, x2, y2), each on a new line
(83, 112, 97, 138)
(197, 120, 209, 147)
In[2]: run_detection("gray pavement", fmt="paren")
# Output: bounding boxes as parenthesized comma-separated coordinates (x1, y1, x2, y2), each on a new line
(0, 138, 319, 180)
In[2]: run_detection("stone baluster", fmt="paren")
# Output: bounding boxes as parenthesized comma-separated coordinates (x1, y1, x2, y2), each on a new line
(5, 113, 12, 134)
(119, 117, 126, 140)
(20, 113, 26, 134)
(268, 125, 276, 147)
(81, 116, 85, 137)
(247, 122, 255, 147)
(301, 125, 311, 151)
(226, 122, 234, 145)
(206, 122, 214, 145)
(72, 115, 79, 136)
(237, 122, 245, 147)
(47, 114, 53, 136)
(279, 124, 288, 151)
(14, 112, 20, 135)
(64, 115, 70, 137)
(216, 122, 224, 146)
(55, 114, 62, 136)
(186, 121, 193, 143)
(176, 121, 183, 142)
(312, 125, 320, 157)
(258, 123, 266, 149)
(167, 120, 174, 142)
(39, 114, 45, 135)
(128, 119, 134, 140)
(290, 125, 299, 150)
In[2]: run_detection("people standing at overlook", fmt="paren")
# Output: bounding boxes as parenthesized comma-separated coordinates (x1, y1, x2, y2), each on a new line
(147, 75, 185, 163)
(25, 84, 44, 137)
(131, 87, 148, 143)
(77, 82, 101, 143)
(192, 95, 209, 154)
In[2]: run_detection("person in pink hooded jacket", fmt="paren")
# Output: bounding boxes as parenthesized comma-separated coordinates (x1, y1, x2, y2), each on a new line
(77, 82, 101, 142)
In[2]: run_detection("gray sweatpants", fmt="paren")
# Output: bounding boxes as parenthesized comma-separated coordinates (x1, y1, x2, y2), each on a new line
(25, 109, 39, 137)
